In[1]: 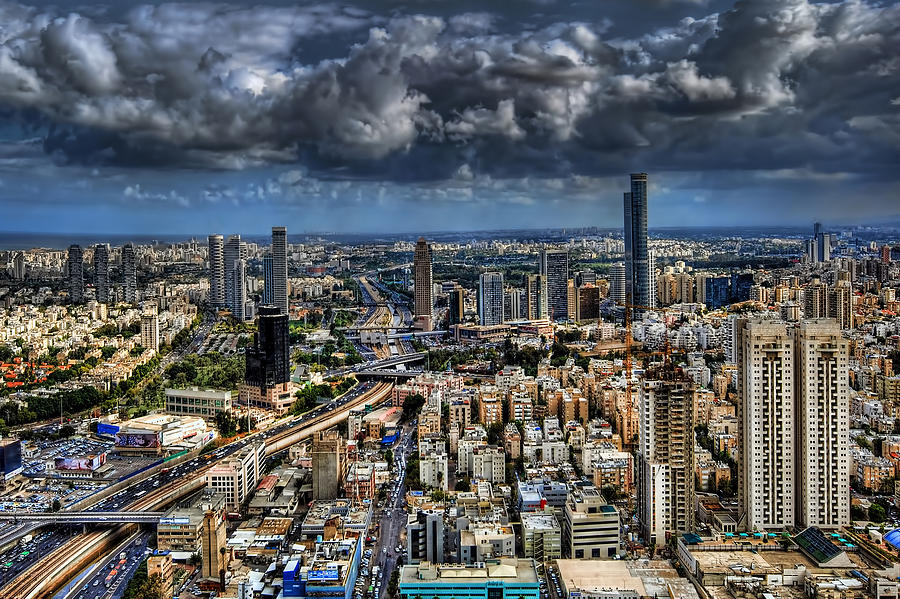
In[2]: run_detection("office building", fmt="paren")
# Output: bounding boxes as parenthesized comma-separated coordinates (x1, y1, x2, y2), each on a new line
(576, 284, 601, 322)
(141, 310, 159, 352)
(540, 249, 569, 320)
(165, 388, 232, 419)
(206, 443, 265, 511)
(407, 508, 446, 564)
(795, 320, 850, 528)
(262, 255, 274, 306)
(224, 235, 247, 319)
(624, 173, 650, 315)
(522, 513, 562, 560)
(271, 226, 289, 315)
(122, 242, 137, 303)
(284, 535, 363, 599)
(506, 288, 524, 321)
(67, 244, 84, 303)
(208, 234, 225, 307)
(241, 305, 292, 413)
(609, 263, 626, 305)
(563, 486, 621, 559)
(11, 252, 25, 280)
(312, 428, 347, 500)
(147, 552, 174, 597)
(399, 560, 540, 599)
(478, 272, 504, 326)
(575, 270, 597, 287)
(94, 243, 110, 303)
(638, 367, 696, 546)
(526, 274, 548, 320)
(202, 496, 229, 581)
(157, 491, 225, 557)
(448, 287, 465, 326)
(413, 237, 434, 331)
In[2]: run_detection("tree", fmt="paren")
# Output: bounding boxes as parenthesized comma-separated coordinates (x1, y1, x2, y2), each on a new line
(870, 503, 887, 523)
(455, 478, 471, 492)
(50, 498, 61, 512)
(401, 393, 426, 422)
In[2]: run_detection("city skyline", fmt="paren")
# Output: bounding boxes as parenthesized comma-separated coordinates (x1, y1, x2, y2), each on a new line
(0, 0, 898, 234)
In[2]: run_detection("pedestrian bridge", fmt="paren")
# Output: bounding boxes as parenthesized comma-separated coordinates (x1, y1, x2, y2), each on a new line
(0, 512, 165, 524)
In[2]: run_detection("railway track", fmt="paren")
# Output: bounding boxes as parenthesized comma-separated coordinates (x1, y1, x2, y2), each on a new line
(0, 382, 394, 599)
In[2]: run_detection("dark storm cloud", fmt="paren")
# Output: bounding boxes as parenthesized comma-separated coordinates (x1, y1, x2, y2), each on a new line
(0, 0, 898, 184)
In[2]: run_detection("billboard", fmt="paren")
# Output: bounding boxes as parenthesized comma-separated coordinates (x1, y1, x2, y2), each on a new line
(159, 517, 191, 526)
(307, 568, 340, 582)
(97, 422, 120, 437)
(54, 455, 104, 471)
(115, 432, 159, 448)
(0, 440, 22, 479)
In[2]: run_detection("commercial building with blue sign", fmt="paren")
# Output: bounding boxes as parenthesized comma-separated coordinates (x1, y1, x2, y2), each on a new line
(283, 536, 361, 599)
(399, 559, 540, 599)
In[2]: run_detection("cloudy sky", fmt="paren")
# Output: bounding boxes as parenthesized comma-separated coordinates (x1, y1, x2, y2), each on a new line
(0, 0, 898, 235)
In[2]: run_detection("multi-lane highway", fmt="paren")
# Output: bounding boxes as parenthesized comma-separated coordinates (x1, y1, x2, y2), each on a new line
(0, 380, 395, 599)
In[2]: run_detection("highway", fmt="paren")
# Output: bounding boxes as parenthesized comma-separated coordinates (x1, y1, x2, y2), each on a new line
(0, 380, 395, 599)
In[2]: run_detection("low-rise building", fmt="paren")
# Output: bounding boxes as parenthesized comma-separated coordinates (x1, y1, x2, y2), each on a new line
(522, 512, 562, 560)
(165, 387, 232, 419)
(399, 559, 540, 599)
(562, 485, 621, 559)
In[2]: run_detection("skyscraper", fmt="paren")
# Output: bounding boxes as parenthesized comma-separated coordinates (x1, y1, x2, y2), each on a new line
(12, 252, 25, 281)
(271, 226, 289, 315)
(638, 366, 696, 546)
(478, 272, 504, 326)
(67, 245, 84, 304)
(262, 255, 274, 306)
(624, 173, 650, 315)
(241, 305, 293, 413)
(122, 242, 137, 304)
(736, 318, 850, 531)
(737, 319, 796, 530)
(94, 243, 109, 304)
(795, 320, 850, 528)
(526, 274, 548, 320)
(448, 287, 465, 326)
(141, 310, 159, 352)
(208, 234, 225, 308)
(609, 263, 626, 305)
(224, 235, 247, 319)
(413, 237, 433, 331)
(540, 249, 569, 320)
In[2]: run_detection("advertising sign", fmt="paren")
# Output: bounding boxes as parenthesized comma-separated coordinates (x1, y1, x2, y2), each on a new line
(115, 432, 160, 448)
(54, 456, 103, 471)
(307, 568, 340, 582)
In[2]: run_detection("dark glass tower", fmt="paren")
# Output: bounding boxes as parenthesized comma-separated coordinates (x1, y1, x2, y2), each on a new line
(245, 305, 290, 389)
(624, 173, 650, 315)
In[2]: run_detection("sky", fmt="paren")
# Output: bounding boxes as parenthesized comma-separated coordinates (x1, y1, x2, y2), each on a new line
(0, 0, 898, 235)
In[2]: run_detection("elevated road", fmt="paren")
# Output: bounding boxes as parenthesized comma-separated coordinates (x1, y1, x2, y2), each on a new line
(0, 512, 165, 524)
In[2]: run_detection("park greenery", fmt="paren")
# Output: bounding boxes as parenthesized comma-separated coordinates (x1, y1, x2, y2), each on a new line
(291, 377, 356, 415)
(164, 352, 245, 390)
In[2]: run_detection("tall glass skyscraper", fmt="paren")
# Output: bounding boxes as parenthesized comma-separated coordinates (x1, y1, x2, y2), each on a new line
(271, 226, 288, 315)
(624, 173, 650, 315)
(263, 255, 275, 306)
(122, 242, 137, 304)
(67, 244, 84, 304)
(539, 249, 569, 321)
(94, 243, 109, 304)
(478, 272, 504, 326)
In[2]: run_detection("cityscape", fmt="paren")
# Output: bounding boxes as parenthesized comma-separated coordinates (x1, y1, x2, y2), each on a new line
(1, 1, 900, 599)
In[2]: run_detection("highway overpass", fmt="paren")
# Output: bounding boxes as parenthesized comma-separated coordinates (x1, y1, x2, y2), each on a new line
(0, 512, 165, 524)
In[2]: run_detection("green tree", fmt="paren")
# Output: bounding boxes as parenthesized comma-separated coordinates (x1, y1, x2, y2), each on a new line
(869, 503, 887, 523)
(401, 393, 426, 422)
